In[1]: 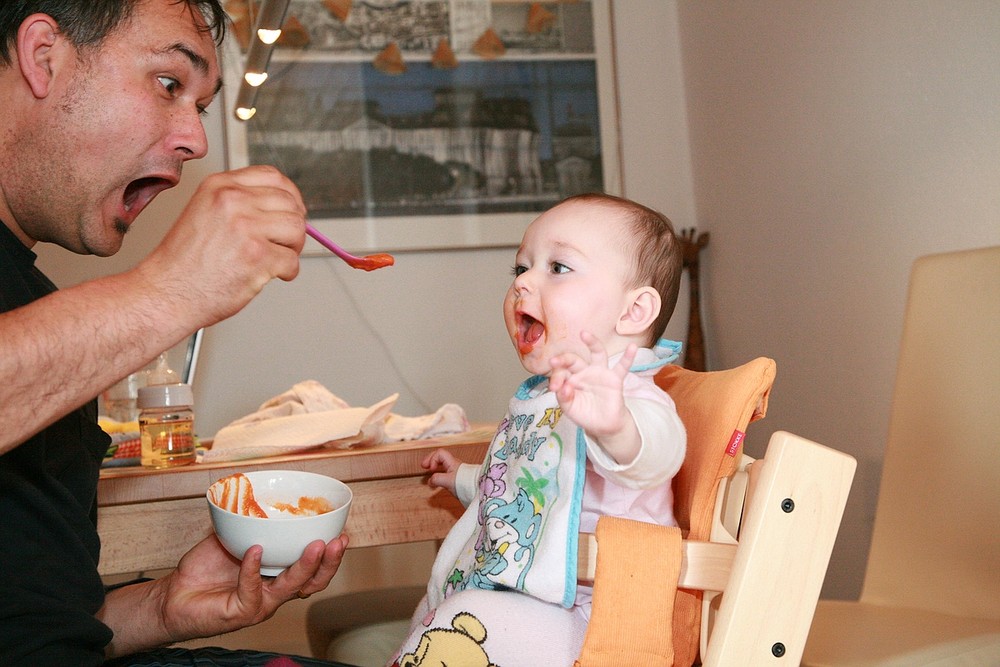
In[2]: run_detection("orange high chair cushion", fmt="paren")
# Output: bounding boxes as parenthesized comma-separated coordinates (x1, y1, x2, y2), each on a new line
(575, 519, 684, 667)
(655, 358, 775, 666)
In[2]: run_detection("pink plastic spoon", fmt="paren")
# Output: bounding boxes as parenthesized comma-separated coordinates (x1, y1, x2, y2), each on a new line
(305, 223, 394, 271)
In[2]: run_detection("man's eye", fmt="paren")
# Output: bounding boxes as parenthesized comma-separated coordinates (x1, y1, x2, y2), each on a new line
(551, 262, 570, 274)
(157, 76, 180, 95)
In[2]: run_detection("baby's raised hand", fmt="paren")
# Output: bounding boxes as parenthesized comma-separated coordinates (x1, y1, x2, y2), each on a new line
(549, 331, 637, 442)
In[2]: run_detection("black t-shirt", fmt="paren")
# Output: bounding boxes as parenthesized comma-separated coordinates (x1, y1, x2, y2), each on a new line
(0, 222, 114, 665)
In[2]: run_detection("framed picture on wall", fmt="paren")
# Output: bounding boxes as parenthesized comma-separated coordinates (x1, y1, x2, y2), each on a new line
(221, 0, 621, 254)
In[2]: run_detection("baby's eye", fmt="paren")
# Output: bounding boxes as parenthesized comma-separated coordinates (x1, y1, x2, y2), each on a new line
(511, 264, 527, 277)
(551, 262, 571, 274)
(158, 75, 180, 96)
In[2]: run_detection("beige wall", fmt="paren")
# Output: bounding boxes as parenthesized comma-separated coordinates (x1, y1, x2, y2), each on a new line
(675, 0, 1000, 600)
(37, 1, 1000, 604)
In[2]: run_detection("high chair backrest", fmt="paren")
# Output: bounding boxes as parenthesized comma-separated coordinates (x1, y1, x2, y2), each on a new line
(657, 358, 776, 665)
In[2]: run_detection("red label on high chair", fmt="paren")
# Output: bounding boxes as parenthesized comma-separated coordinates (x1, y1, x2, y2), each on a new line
(726, 430, 745, 457)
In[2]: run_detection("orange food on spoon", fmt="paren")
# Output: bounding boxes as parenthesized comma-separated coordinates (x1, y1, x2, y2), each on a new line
(349, 253, 395, 271)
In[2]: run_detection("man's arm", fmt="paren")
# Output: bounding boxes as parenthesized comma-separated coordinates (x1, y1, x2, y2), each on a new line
(0, 166, 307, 454)
(0, 267, 191, 454)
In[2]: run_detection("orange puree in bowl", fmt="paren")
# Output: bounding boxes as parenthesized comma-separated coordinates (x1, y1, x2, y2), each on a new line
(210, 474, 337, 518)
(272, 496, 335, 516)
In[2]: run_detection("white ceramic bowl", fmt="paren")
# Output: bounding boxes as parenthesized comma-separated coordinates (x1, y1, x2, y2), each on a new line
(207, 470, 352, 576)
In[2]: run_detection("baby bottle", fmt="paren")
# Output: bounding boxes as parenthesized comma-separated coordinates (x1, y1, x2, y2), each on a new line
(138, 355, 196, 468)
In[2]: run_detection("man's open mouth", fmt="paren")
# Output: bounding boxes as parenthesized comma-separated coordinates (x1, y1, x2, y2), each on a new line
(123, 176, 176, 215)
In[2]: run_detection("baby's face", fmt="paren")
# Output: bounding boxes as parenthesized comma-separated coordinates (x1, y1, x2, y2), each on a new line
(504, 200, 636, 376)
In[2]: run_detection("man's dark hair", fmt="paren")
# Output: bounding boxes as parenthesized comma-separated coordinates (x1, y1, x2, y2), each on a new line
(0, 0, 228, 67)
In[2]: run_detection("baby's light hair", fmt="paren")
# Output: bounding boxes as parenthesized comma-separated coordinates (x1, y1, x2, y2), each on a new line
(560, 193, 683, 346)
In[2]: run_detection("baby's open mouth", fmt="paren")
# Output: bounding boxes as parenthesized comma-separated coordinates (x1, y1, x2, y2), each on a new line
(518, 313, 545, 348)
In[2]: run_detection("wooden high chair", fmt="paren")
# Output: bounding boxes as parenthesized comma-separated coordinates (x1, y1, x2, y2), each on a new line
(317, 357, 857, 666)
(572, 359, 855, 666)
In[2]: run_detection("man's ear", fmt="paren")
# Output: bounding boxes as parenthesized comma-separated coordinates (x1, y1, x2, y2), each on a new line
(617, 286, 661, 337)
(17, 14, 63, 99)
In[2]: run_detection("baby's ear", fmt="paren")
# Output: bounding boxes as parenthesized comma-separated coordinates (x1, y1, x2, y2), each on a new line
(617, 286, 661, 338)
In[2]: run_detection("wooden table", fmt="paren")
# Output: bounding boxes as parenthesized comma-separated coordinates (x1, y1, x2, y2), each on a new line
(97, 425, 494, 577)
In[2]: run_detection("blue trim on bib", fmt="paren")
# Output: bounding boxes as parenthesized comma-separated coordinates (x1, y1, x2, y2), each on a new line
(563, 425, 587, 608)
(516, 375, 547, 400)
(629, 338, 683, 373)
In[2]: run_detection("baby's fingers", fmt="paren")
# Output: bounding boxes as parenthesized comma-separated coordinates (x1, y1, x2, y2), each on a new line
(549, 352, 587, 375)
(549, 367, 569, 393)
(555, 383, 576, 406)
(428, 471, 451, 489)
(579, 331, 609, 367)
(421, 449, 449, 471)
(425, 448, 462, 475)
(613, 343, 638, 376)
(420, 451, 437, 470)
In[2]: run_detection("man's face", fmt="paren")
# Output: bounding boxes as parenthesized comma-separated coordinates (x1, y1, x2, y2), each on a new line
(13, 0, 222, 255)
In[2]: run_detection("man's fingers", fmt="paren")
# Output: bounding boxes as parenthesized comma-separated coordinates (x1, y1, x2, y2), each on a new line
(234, 545, 265, 610)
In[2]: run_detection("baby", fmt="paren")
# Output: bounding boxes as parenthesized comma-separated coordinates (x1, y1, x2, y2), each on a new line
(392, 193, 687, 667)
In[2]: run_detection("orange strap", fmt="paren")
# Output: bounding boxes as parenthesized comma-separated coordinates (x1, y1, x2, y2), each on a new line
(574, 517, 683, 667)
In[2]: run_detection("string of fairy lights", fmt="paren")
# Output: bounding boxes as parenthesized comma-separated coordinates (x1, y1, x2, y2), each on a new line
(229, 0, 560, 121)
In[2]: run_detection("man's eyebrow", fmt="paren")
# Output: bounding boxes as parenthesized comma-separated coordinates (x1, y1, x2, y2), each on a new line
(163, 42, 223, 95)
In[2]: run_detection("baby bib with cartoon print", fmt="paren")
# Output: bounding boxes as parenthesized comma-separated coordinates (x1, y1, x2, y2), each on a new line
(442, 375, 586, 608)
